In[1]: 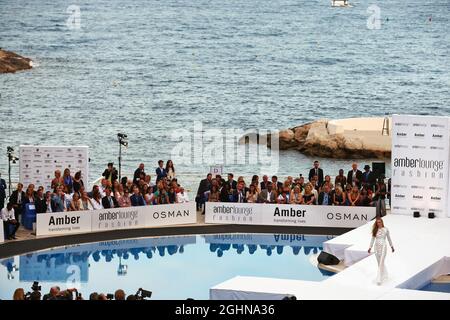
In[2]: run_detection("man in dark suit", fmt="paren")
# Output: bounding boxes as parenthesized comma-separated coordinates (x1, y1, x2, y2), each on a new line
(0, 173, 6, 210)
(231, 182, 247, 203)
(225, 173, 237, 191)
(102, 163, 118, 186)
(130, 186, 145, 206)
(196, 174, 212, 210)
(258, 183, 276, 203)
(347, 163, 363, 188)
(133, 163, 145, 185)
(308, 161, 324, 186)
(155, 160, 167, 182)
(361, 165, 376, 191)
(9, 183, 26, 220)
(260, 175, 270, 190)
(102, 187, 119, 209)
(34, 188, 47, 213)
(318, 184, 333, 206)
(271, 176, 283, 190)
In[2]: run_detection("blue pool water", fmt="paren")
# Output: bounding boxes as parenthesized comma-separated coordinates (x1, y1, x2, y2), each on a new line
(0, 233, 334, 300)
(420, 282, 450, 294)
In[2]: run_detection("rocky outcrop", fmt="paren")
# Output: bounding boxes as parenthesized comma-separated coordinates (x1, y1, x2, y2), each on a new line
(240, 118, 391, 159)
(0, 49, 33, 73)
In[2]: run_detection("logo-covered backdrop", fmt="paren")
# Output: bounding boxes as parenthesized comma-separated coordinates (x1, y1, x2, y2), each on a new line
(19, 145, 89, 191)
(391, 115, 450, 218)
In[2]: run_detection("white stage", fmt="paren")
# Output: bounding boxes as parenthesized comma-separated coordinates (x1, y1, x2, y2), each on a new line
(210, 215, 450, 300)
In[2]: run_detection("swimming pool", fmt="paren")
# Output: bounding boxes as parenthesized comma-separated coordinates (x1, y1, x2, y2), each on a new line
(419, 282, 450, 294)
(0, 233, 334, 300)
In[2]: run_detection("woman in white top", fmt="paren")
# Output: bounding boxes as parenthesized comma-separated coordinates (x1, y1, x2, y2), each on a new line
(91, 192, 103, 210)
(166, 160, 176, 181)
(144, 186, 155, 205)
(290, 186, 304, 204)
(81, 191, 94, 211)
(246, 184, 259, 203)
(368, 218, 395, 285)
(69, 192, 83, 211)
(176, 187, 190, 203)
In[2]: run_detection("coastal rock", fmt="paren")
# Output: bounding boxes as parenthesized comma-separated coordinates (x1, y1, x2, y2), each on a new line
(0, 49, 33, 73)
(278, 129, 296, 149)
(240, 117, 391, 159)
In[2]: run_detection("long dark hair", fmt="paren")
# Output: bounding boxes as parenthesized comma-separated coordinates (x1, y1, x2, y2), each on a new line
(166, 160, 175, 172)
(372, 218, 384, 237)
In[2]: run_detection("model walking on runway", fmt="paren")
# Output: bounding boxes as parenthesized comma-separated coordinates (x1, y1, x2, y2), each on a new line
(368, 218, 394, 285)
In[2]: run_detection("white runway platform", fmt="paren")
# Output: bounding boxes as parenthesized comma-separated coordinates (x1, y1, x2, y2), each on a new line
(210, 215, 450, 300)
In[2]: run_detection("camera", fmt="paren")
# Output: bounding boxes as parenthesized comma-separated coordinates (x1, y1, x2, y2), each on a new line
(106, 293, 114, 300)
(135, 288, 152, 300)
(24, 281, 42, 300)
(32, 281, 41, 291)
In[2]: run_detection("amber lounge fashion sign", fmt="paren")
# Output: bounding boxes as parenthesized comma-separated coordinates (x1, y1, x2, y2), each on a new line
(391, 115, 450, 218)
(205, 202, 376, 228)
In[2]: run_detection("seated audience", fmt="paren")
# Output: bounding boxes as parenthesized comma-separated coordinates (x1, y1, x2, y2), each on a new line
(318, 184, 333, 206)
(333, 186, 346, 206)
(258, 182, 276, 203)
(290, 186, 304, 204)
(303, 184, 316, 205)
(2, 202, 20, 240)
(176, 187, 189, 203)
(102, 187, 119, 209)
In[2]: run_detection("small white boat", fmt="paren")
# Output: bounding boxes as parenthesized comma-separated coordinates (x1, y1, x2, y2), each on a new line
(331, 0, 353, 7)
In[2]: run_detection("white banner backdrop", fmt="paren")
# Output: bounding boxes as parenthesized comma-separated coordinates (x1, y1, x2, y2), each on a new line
(36, 202, 197, 237)
(205, 202, 376, 228)
(391, 115, 450, 218)
(205, 202, 263, 225)
(19, 145, 89, 191)
(91, 207, 146, 232)
(37, 211, 92, 236)
(146, 202, 197, 227)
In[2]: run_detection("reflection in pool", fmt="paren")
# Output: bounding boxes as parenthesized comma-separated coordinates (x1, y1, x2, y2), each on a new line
(0, 233, 334, 300)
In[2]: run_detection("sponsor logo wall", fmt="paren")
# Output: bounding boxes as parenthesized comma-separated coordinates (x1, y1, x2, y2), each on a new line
(37, 202, 197, 236)
(205, 202, 376, 228)
(19, 145, 89, 191)
(391, 115, 450, 218)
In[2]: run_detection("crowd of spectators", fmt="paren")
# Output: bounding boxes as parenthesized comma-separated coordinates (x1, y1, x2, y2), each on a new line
(1, 160, 186, 239)
(11, 285, 151, 300)
(1, 160, 390, 240)
(196, 161, 390, 214)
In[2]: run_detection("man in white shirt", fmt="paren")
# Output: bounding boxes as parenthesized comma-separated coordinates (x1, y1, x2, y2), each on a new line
(176, 187, 190, 203)
(99, 179, 108, 198)
(1, 203, 20, 240)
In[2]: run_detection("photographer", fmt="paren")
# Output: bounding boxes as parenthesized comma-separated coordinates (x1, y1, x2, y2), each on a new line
(102, 163, 118, 187)
(24, 281, 42, 300)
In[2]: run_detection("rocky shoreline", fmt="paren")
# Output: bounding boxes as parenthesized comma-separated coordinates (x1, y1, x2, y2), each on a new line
(0, 49, 33, 73)
(241, 118, 391, 159)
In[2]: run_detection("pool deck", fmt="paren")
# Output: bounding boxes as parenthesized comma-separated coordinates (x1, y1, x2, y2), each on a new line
(0, 211, 351, 259)
(210, 215, 450, 300)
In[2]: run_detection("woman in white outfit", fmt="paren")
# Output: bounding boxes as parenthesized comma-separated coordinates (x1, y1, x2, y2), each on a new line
(368, 218, 394, 285)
